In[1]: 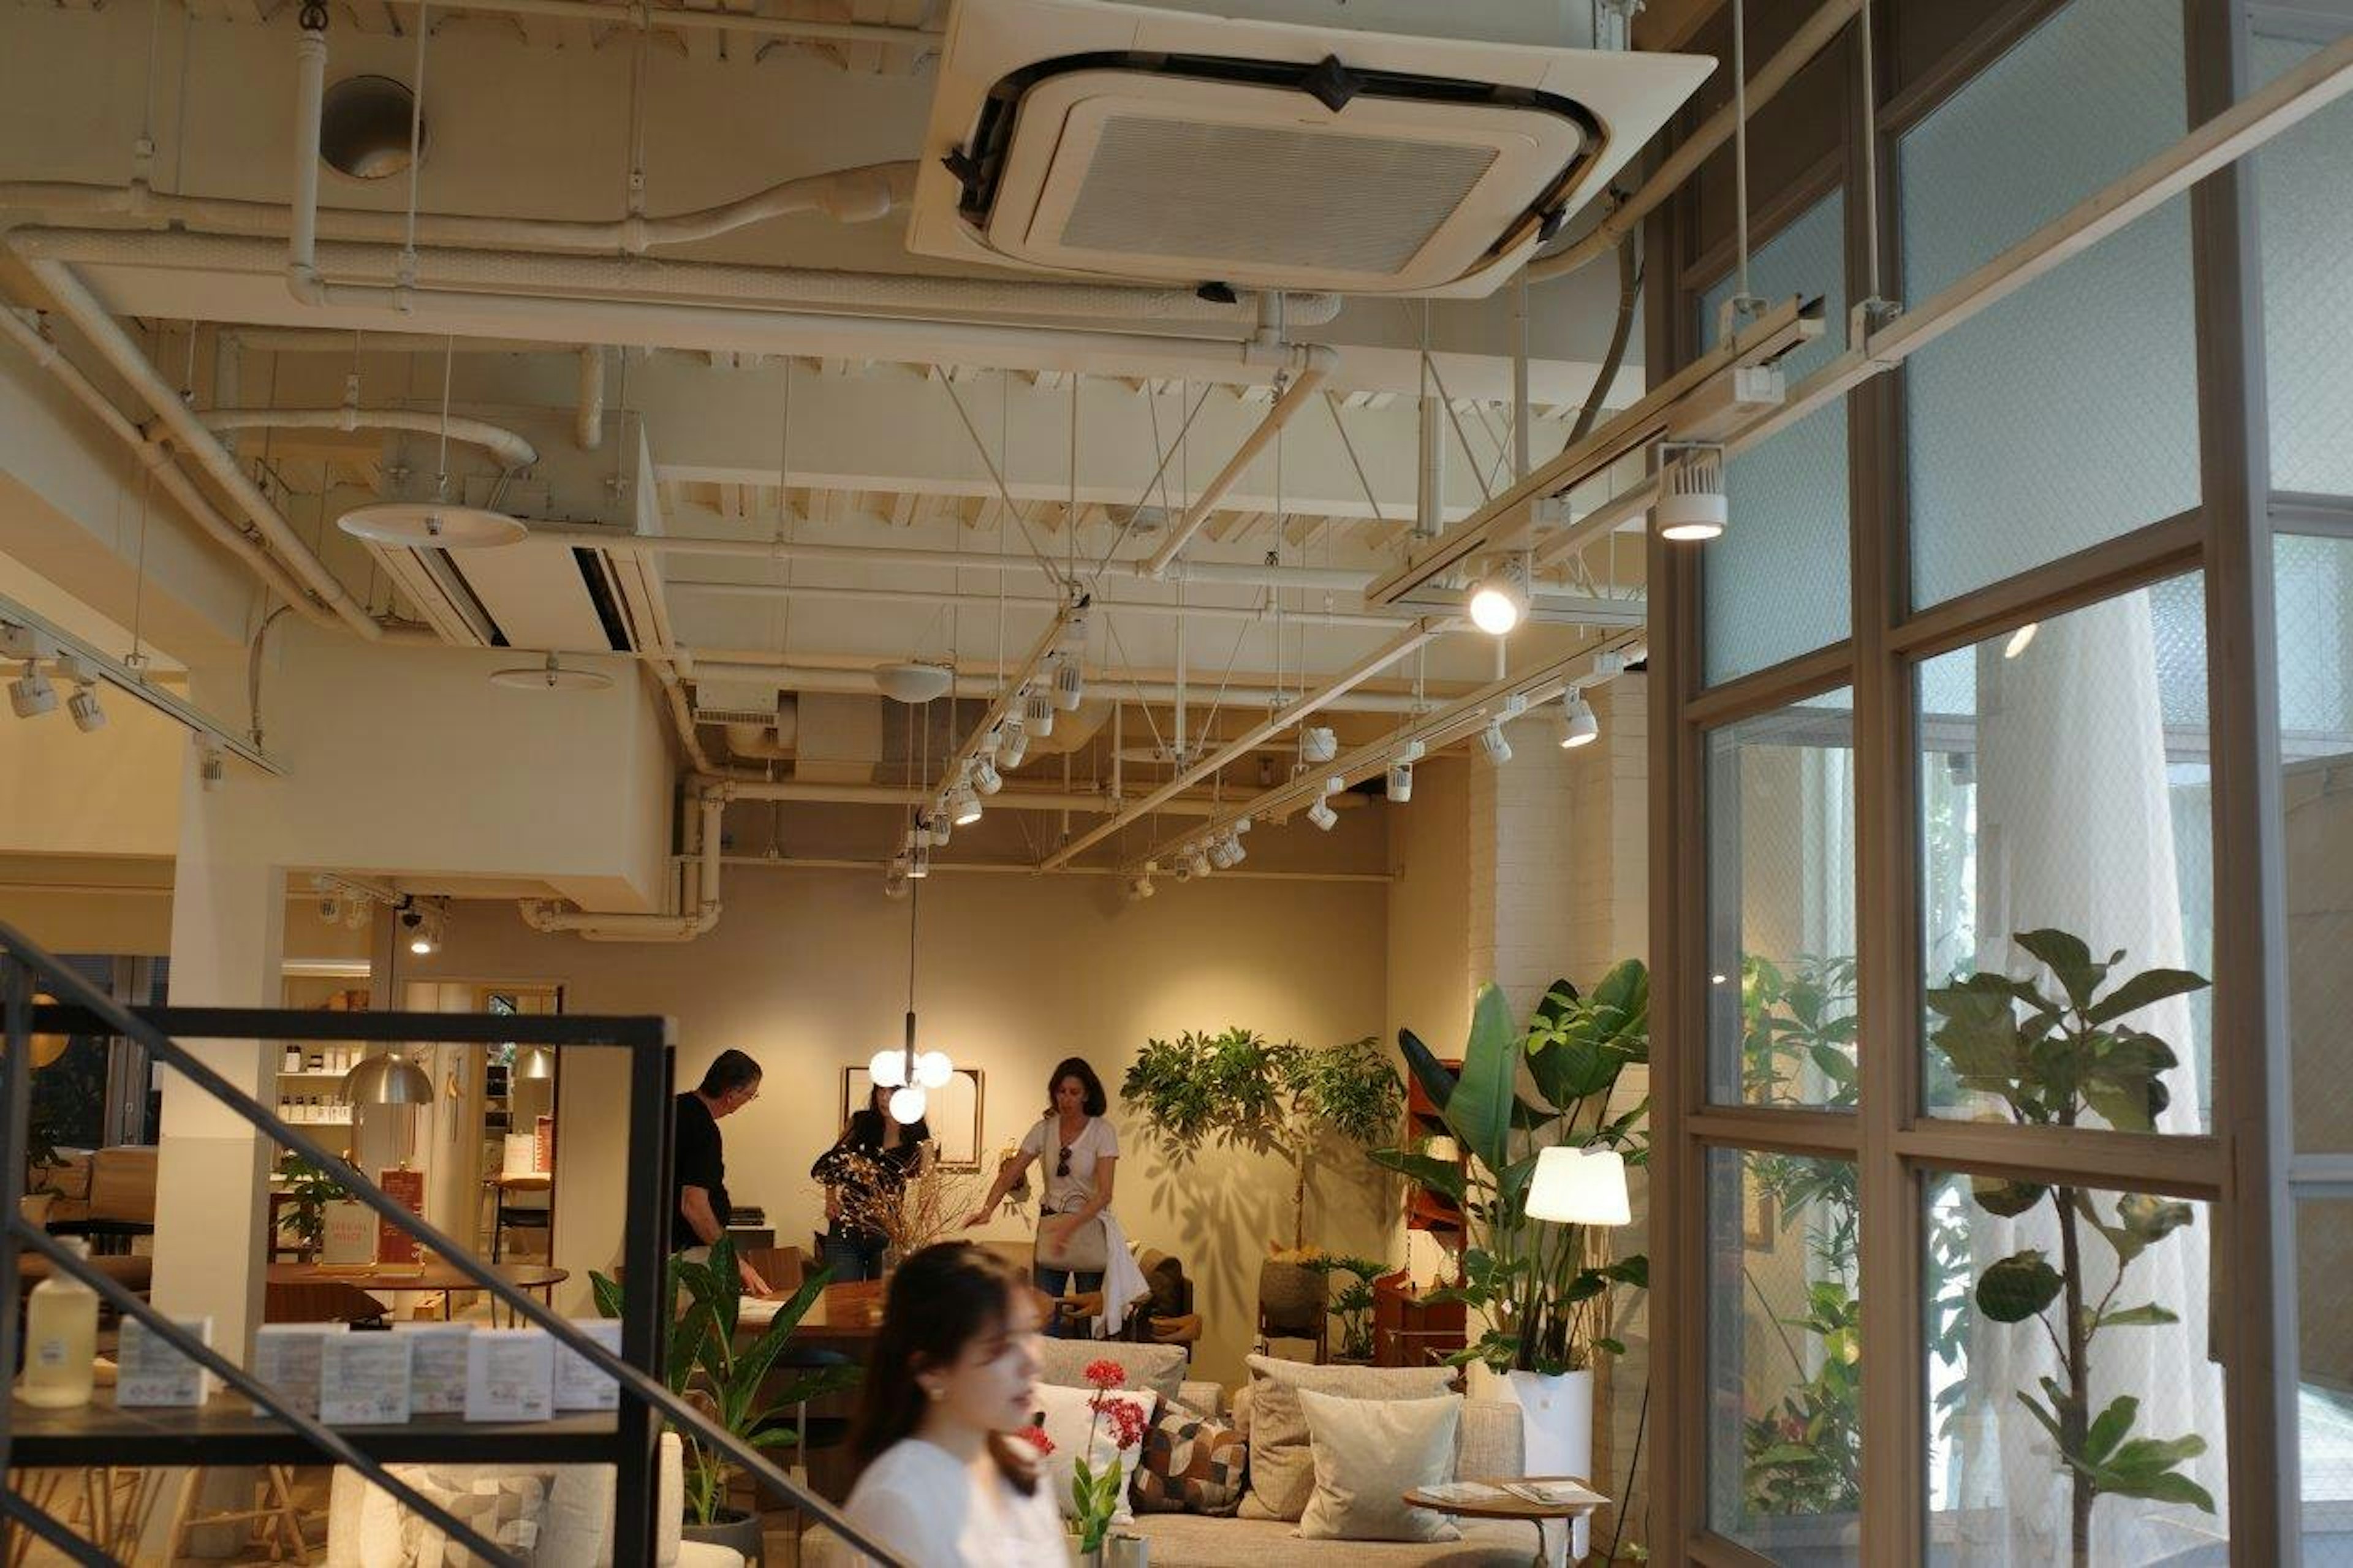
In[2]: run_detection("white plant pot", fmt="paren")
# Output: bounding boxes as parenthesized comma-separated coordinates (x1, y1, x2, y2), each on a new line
(1507, 1367, 1594, 1482)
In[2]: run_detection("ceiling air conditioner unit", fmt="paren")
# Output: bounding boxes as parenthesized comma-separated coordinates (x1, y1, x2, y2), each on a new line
(907, 0, 1713, 298)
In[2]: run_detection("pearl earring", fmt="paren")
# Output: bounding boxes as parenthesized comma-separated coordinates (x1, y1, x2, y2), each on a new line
(926, 1382, 945, 1402)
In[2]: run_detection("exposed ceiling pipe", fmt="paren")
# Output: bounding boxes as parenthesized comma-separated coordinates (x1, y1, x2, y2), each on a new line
(383, 0, 941, 49)
(1041, 617, 1452, 870)
(1526, 0, 1866, 284)
(21, 257, 416, 642)
(1142, 356, 1335, 575)
(713, 854, 1388, 884)
(701, 779, 1225, 817)
(665, 577, 1456, 632)
(576, 347, 604, 451)
(682, 661, 1458, 713)
(0, 307, 331, 624)
(199, 406, 538, 468)
(596, 531, 1379, 594)
(519, 787, 724, 941)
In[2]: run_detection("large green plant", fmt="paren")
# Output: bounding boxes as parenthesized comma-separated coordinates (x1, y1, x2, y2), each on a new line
(1373, 966, 1650, 1376)
(1928, 929, 2213, 1566)
(1123, 1028, 1401, 1249)
(1302, 1254, 1386, 1362)
(591, 1238, 860, 1527)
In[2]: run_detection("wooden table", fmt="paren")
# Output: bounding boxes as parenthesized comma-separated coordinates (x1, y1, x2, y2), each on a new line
(265, 1260, 567, 1324)
(1400, 1477, 1607, 1567)
(743, 1279, 885, 1351)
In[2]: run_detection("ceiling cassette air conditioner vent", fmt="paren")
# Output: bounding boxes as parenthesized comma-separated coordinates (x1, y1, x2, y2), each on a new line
(908, 0, 1713, 298)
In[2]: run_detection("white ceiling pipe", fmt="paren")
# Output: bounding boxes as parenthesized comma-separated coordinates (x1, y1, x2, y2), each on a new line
(385, 0, 939, 48)
(1042, 617, 1450, 870)
(684, 661, 1455, 713)
(199, 407, 539, 468)
(576, 347, 604, 451)
(665, 577, 1427, 631)
(0, 307, 330, 623)
(223, 328, 573, 355)
(22, 259, 409, 642)
(711, 854, 1388, 884)
(1143, 357, 1335, 575)
(520, 789, 724, 941)
(589, 531, 1376, 594)
(1526, 0, 1866, 284)
(722, 721, 794, 762)
(703, 779, 1224, 816)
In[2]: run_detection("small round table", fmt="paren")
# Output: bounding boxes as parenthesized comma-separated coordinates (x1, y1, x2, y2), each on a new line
(1400, 1477, 1605, 1567)
(265, 1260, 567, 1324)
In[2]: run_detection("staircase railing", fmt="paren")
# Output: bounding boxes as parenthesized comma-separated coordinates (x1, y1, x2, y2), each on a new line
(0, 919, 901, 1566)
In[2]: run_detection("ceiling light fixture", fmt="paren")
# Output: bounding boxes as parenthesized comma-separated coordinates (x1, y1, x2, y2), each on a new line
(1658, 445, 1728, 542)
(1467, 555, 1533, 636)
(490, 652, 615, 692)
(1557, 692, 1600, 749)
(1022, 685, 1055, 738)
(971, 754, 1003, 796)
(1300, 725, 1338, 765)
(998, 713, 1029, 768)
(2004, 622, 2039, 660)
(400, 900, 444, 956)
(1128, 872, 1155, 900)
(1477, 723, 1512, 764)
(876, 832, 953, 1124)
(948, 781, 983, 827)
(1053, 656, 1085, 712)
(9, 659, 56, 719)
(1186, 844, 1213, 880)
(927, 810, 952, 849)
(1387, 760, 1415, 802)
(1307, 795, 1338, 831)
(66, 676, 104, 732)
(339, 337, 526, 548)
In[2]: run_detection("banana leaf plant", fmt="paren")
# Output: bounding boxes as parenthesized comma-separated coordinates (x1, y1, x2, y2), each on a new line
(1928, 929, 2213, 1566)
(1371, 964, 1650, 1375)
(591, 1238, 862, 1527)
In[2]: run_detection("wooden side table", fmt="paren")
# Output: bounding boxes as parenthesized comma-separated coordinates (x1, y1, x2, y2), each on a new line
(1400, 1477, 1607, 1567)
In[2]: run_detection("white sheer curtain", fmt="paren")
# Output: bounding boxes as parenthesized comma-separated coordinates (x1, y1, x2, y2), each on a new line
(1951, 594, 2227, 1563)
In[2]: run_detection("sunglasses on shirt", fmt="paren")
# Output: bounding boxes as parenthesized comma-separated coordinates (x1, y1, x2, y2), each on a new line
(1057, 1145, 1072, 1177)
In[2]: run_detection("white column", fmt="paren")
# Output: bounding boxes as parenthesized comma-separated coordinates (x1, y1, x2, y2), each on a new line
(151, 741, 284, 1365)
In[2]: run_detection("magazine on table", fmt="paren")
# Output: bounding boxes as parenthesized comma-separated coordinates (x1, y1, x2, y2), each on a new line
(1500, 1480, 1607, 1507)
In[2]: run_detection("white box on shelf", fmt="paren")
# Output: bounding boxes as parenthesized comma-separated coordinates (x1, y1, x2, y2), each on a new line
(393, 1322, 474, 1415)
(116, 1316, 212, 1407)
(250, 1324, 336, 1417)
(550, 1319, 623, 1411)
(501, 1134, 538, 1178)
(320, 1331, 414, 1425)
(463, 1328, 554, 1422)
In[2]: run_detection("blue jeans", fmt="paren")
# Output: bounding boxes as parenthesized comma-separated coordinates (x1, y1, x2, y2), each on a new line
(1032, 1264, 1105, 1338)
(822, 1232, 887, 1282)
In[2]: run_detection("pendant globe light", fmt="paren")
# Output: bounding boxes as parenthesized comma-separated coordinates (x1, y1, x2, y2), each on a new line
(340, 338, 526, 548)
(869, 703, 952, 1120)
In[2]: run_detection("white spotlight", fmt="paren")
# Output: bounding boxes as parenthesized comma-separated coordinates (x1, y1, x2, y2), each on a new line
(1022, 686, 1055, 738)
(1477, 724, 1512, 765)
(1127, 873, 1155, 901)
(1173, 858, 1194, 884)
(1557, 692, 1600, 749)
(8, 660, 55, 719)
(870, 1047, 909, 1089)
(884, 862, 910, 899)
(1300, 725, 1338, 765)
(2004, 622, 2039, 660)
(949, 782, 983, 827)
(1307, 796, 1338, 831)
(972, 754, 1004, 796)
(1186, 844, 1213, 879)
(1053, 657, 1085, 713)
(1467, 556, 1531, 636)
(67, 684, 105, 733)
(1225, 828, 1248, 868)
(1659, 447, 1728, 542)
(1387, 760, 1414, 802)
(1056, 607, 1089, 657)
(887, 1085, 928, 1124)
(319, 896, 342, 925)
(928, 811, 952, 847)
(999, 716, 1030, 768)
(1325, 775, 1347, 796)
(907, 843, 932, 879)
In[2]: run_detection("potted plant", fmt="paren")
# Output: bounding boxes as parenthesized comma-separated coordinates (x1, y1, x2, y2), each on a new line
(273, 1151, 346, 1259)
(1302, 1253, 1385, 1363)
(591, 1238, 860, 1561)
(1373, 966, 1650, 1485)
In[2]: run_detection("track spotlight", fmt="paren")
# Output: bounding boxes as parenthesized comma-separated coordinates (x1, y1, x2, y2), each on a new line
(1326, 775, 1347, 797)
(1307, 796, 1338, 831)
(1557, 692, 1600, 749)
(1478, 723, 1512, 765)
(948, 781, 983, 827)
(1387, 760, 1414, 802)
(8, 659, 56, 719)
(908, 843, 931, 879)
(1186, 844, 1213, 879)
(1022, 686, 1055, 738)
(1659, 447, 1728, 542)
(319, 895, 342, 924)
(884, 861, 910, 899)
(401, 901, 442, 956)
(1467, 555, 1532, 636)
(67, 684, 104, 732)
(1173, 858, 1194, 884)
(927, 810, 953, 848)
(1053, 656, 1085, 712)
(999, 716, 1030, 768)
(1128, 873, 1155, 901)
(972, 754, 1003, 796)
(1300, 725, 1338, 765)
(1056, 606, 1089, 657)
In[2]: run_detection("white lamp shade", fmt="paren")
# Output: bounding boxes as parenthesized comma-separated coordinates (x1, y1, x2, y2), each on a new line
(887, 1086, 928, 1124)
(1526, 1146, 1630, 1226)
(913, 1050, 953, 1089)
(868, 1048, 908, 1089)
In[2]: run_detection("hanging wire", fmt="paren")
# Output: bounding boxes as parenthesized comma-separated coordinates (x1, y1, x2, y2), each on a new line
(434, 335, 455, 496)
(401, 2, 431, 266)
(1859, 0, 1888, 309)
(774, 357, 796, 657)
(1730, 0, 1759, 317)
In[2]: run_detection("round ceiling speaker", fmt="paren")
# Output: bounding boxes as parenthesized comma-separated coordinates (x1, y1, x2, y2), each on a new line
(321, 75, 427, 181)
(338, 502, 528, 548)
(873, 661, 953, 705)
(491, 653, 614, 692)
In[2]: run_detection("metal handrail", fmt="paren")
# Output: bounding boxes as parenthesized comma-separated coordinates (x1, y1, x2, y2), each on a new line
(1, 920, 904, 1566)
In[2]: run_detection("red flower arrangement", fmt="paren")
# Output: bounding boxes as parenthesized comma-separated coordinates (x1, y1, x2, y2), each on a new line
(1083, 1358, 1127, 1391)
(1071, 1362, 1143, 1551)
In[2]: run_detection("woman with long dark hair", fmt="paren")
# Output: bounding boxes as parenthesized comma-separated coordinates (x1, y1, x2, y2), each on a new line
(964, 1057, 1120, 1336)
(811, 1083, 931, 1281)
(839, 1243, 1063, 1566)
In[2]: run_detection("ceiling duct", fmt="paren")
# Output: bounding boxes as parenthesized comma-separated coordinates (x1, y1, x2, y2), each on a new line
(908, 0, 1711, 297)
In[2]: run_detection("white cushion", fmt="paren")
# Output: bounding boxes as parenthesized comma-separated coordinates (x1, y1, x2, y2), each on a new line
(1298, 1389, 1461, 1543)
(1036, 1381, 1159, 1528)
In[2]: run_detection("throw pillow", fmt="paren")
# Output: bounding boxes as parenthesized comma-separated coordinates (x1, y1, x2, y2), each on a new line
(1033, 1338, 1190, 1409)
(1034, 1382, 1158, 1528)
(1235, 1354, 1457, 1521)
(1132, 1403, 1247, 1515)
(1298, 1389, 1463, 1542)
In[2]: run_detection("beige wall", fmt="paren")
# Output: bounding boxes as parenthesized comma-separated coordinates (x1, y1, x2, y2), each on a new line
(1387, 754, 1472, 1051)
(407, 865, 1398, 1385)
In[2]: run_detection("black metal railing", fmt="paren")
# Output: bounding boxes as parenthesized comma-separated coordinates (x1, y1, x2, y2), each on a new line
(0, 920, 900, 1566)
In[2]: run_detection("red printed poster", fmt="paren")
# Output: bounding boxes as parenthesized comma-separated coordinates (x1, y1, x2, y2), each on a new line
(534, 1115, 555, 1175)
(377, 1167, 426, 1263)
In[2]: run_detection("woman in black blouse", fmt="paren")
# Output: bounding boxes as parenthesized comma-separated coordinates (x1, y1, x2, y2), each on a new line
(811, 1085, 931, 1281)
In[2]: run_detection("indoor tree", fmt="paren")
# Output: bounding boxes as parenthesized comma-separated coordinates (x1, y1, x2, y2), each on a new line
(1928, 928, 2214, 1566)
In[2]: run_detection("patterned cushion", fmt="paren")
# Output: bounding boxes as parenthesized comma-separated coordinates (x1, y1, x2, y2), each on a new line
(1132, 1403, 1248, 1516)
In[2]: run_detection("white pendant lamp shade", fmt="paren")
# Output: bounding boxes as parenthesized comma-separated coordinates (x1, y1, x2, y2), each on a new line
(1526, 1145, 1630, 1226)
(888, 1086, 928, 1124)
(491, 653, 613, 691)
(341, 1051, 434, 1107)
(338, 502, 528, 548)
(869, 1047, 908, 1089)
(914, 1050, 953, 1089)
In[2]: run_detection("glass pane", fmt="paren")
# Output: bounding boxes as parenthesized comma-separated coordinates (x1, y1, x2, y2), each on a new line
(2279, 534, 2353, 1152)
(1917, 580, 2214, 1132)
(1898, 0, 2197, 607)
(1925, 1172, 2227, 1564)
(2253, 23, 2353, 497)
(1707, 691, 1859, 1108)
(1699, 195, 1851, 685)
(2298, 1199, 2353, 1561)
(1708, 1148, 1862, 1562)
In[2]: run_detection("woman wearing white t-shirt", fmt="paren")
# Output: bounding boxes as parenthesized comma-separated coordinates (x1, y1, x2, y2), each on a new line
(966, 1056, 1118, 1335)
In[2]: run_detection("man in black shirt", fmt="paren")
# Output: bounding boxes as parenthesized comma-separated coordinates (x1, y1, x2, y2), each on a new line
(670, 1048, 770, 1295)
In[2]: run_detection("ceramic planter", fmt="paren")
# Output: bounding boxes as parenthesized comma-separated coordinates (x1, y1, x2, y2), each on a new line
(683, 1506, 764, 1564)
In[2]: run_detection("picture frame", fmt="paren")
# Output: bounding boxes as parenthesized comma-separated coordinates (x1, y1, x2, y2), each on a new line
(841, 1066, 985, 1171)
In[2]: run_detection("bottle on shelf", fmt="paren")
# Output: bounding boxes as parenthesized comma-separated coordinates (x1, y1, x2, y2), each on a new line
(283, 1044, 303, 1074)
(18, 1238, 99, 1408)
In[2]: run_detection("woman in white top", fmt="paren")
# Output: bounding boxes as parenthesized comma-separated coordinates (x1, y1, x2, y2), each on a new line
(966, 1056, 1119, 1338)
(838, 1243, 1066, 1567)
